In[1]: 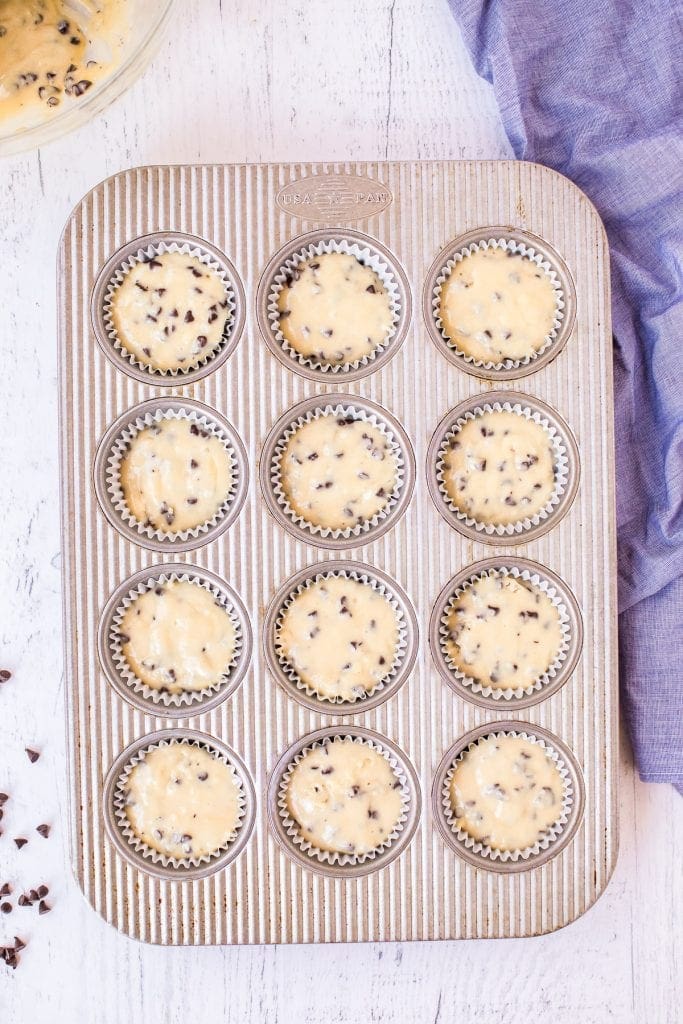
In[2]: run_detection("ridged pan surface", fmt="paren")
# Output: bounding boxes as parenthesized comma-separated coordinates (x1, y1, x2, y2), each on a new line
(57, 161, 617, 943)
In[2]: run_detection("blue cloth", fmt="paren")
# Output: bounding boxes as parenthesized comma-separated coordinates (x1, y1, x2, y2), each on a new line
(448, 0, 683, 788)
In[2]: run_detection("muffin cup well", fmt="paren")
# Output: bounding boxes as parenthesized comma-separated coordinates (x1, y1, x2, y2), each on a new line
(261, 394, 415, 550)
(264, 560, 418, 714)
(92, 231, 246, 385)
(432, 723, 585, 872)
(94, 397, 248, 553)
(427, 390, 579, 545)
(423, 227, 576, 380)
(103, 730, 256, 881)
(98, 563, 252, 717)
(429, 557, 583, 710)
(256, 228, 411, 381)
(267, 727, 421, 878)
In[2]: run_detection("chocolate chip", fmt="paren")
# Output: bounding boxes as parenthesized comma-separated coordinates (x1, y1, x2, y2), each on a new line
(36, 885, 48, 899)
(307, 452, 318, 461)
(38, 901, 51, 916)
(378, 656, 386, 665)
(36, 824, 50, 839)
(197, 772, 208, 781)
(188, 266, 203, 278)
(13, 937, 25, 952)
(483, 329, 492, 339)
(142, 346, 151, 357)
(321, 328, 333, 337)
(186, 497, 198, 505)
(190, 458, 199, 469)
(17, 895, 31, 907)
(337, 416, 356, 426)
(487, 605, 500, 615)
(366, 284, 376, 293)
(184, 310, 195, 323)
(0, 794, 8, 806)
(197, 335, 208, 348)
(25, 748, 40, 763)
(320, 767, 334, 775)
(480, 426, 494, 437)
(70, 80, 92, 96)
(0, 903, 11, 914)
(367, 809, 378, 819)
(14, 838, 27, 849)
(57, 19, 69, 33)
(0, 670, 12, 683)
(0, 884, 10, 897)
(278, 309, 291, 319)
(134, 281, 148, 291)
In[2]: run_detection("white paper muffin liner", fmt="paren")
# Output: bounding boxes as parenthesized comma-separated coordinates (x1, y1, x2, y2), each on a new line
(105, 407, 239, 545)
(435, 400, 569, 536)
(102, 239, 237, 378)
(277, 733, 411, 867)
(273, 568, 408, 707)
(266, 238, 402, 374)
(109, 570, 244, 711)
(432, 237, 565, 372)
(113, 737, 247, 871)
(438, 566, 572, 701)
(270, 402, 407, 541)
(442, 729, 574, 863)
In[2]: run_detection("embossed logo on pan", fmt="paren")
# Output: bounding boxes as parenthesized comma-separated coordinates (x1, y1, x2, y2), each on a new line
(275, 175, 393, 221)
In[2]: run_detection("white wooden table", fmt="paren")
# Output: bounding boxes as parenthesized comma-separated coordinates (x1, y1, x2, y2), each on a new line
(0, 2, 680, 1021)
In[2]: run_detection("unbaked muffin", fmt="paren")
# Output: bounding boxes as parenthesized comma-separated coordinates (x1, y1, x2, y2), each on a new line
(122, 742, 241, 860)
(438, 247, 558, 364)
(449, 734, 565, 851)
(284, 738, 403, 856)
(109, 251, 230, 372)
(279, 413, 398, 531)
(118, 580, 237, 694)
(440, 410, 555, 525)
(443, 573, 563, 689)
(119, 418, 232, 533)
(277, 576, 399, 702)
(277, 253, 393, 366)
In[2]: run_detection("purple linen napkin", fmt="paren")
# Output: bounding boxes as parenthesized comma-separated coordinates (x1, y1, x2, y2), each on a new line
(448, 0, 683, 788)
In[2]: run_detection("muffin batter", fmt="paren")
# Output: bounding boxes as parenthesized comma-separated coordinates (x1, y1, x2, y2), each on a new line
(277, 253, 393, 365)
(280, 413, 398, 531)
(438, 247, 558, 363)
(118, 580, 237, 694)
(441, 410, 556, 525)
(120, 417, 233, 533)
(285, 738, 403, 856)
(0, 0, 128, 127)
(449, 735, 565, 851)
(277, 576, 399, 702)
(122, 743, 240, 860)
(110, 251, 231, 372)
(443, 574, 563, 689)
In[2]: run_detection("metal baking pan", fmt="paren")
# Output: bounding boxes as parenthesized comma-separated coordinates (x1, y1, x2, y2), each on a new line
(58, 160, 617, 943)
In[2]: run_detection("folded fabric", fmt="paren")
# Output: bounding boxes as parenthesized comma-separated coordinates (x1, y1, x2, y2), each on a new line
(448, 0, 683, 788)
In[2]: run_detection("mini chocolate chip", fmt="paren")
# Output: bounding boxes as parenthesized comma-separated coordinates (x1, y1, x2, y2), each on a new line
(320, 767, 334, 775)
(14, 838, 27, 849)
(187, 497, 198, 505)
(0, 670, 12, 683)
(36, 885, 48, 899)
(142, 346, 151, 357)
(367, 809, 378, 819)
(134, 281, 148, 292)
(36, 824, 50, 839)
(0, 794, 8, 805)
(38, 901, 51, 915)
(57, 19, 69, 33)
(487, 605, 500, 615)
(366, 284, 376, 293)
(25, 748, 40, 763)
(197, 335, 208, 348)
(0, 884, 10, 897)
(190, 458, 199, 469)
(17, 895, 31, 907)
(307, 452, 319, 460)
(13, 937, 25, 952)
(483, 329, 492, 338)
(197, 772, 208, 781)
(0, 903, 11, 914)
(184, 310, 195, 323)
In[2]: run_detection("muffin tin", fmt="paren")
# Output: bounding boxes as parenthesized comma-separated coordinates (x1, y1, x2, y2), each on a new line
(58, 161, 617, 944)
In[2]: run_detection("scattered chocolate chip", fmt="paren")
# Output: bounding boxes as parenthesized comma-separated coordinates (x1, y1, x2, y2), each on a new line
(184, 310, 195, 323)
(0, 794, 7, 805)
(0, 670, 11, 683)
(197, 772, 208, 782)
(367, 809, 378, 819)
(36, 824, 50, 839)
(17, 894, 31, 908)
(38, 901, 51, 916)
(14, 838, 27, 850)
(320, 767, 334, 775)
(57, 19, 69, 33)
(0, 884, 11, 897)
(366, 284, 376, 293)
(36, 885, 48, 899)
(0, 903, 11, 914)
(25, 748, 40, 763)
(13, 937, 25, 952)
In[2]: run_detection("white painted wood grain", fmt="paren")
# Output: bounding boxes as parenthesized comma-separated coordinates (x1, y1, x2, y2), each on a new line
(0, 1, 680, 1021)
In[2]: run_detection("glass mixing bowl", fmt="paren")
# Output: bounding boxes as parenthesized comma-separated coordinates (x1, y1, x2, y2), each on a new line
(0, 0, 176, 157)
